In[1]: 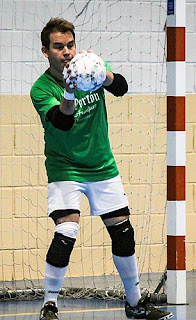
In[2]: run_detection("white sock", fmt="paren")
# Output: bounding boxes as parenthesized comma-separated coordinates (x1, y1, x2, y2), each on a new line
(44, 262, 68, 307)
(113, 253, 141, 307)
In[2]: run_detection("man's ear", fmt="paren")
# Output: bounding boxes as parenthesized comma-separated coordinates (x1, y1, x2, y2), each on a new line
(41, 46, 49, 58)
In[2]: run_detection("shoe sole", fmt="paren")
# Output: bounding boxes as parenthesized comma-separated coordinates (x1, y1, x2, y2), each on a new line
(159, 313, 174, 320)
(39, 318, 59, 320)
(126, 312, 174, 320)
(39, 315, 58, 320)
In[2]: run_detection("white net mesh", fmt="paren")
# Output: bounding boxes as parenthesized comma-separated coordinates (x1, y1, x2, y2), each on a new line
(0, 0, 167, 300)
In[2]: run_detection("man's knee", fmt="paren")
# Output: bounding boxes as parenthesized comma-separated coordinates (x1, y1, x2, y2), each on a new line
(106, 219, 135, 257)
(46, 221, 79, 267)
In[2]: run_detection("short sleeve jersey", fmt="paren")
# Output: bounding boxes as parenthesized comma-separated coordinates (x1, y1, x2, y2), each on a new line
(30, 64, 119, 183)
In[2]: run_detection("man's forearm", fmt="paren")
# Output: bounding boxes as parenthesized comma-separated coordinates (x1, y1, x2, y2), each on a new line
(60, 97, 75, 115)
(103, 70, 114, 87)
(46, 85, 76, 131)
(103, 72, 128, 97)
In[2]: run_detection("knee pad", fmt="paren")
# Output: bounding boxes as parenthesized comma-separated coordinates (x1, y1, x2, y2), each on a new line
(107, 219, 135, 257)
(46, 222, 79, 268)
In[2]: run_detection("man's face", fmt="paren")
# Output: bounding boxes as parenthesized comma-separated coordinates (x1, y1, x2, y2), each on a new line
(42, 31, 76, 73)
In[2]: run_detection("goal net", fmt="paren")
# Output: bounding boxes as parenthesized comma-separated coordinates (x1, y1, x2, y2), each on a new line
(0, 0, 167, 300)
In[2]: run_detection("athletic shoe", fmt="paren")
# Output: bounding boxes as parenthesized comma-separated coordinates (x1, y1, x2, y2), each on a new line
(125, 290, 174, 319)
(39, 301, 58, 320)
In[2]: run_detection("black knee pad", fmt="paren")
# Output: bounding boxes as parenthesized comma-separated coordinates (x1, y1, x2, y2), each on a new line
(46, 232, 76, 268)
(107, 220, 135, 257)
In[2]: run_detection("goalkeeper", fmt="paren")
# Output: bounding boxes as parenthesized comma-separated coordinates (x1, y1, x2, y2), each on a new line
(31, 18, 173, 320)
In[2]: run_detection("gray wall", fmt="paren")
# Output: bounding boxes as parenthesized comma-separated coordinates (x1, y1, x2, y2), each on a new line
(0, 0, 195, 94)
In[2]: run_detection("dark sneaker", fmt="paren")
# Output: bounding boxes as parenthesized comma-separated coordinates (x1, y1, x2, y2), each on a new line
(39, 301, 58, 320)
(125, 291, 174, 319)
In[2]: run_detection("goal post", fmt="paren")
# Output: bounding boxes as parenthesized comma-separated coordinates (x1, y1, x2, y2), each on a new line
(166, 0, 186, 304)
(0, 0, 179, 302)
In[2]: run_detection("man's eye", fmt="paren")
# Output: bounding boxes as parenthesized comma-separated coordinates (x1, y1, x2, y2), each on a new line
(67, 42, 75, 49)
(56, 45, 64, 50)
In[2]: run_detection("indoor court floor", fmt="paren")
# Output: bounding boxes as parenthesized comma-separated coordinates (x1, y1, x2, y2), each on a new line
(0, 272, 195, 320)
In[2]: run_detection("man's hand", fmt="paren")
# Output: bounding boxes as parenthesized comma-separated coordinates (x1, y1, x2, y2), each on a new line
(63, 64, 77, 93)
(60, 63, 76, 115)
(103, 70, 114, 87)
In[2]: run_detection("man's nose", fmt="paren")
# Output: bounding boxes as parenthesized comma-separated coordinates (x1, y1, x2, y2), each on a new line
(63, 46, 70, 55)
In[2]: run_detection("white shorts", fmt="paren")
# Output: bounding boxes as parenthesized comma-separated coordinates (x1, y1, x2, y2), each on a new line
(48, 175, 129, 217)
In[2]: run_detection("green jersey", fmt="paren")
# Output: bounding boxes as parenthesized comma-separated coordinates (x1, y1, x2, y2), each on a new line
(30, 66, 119, 183)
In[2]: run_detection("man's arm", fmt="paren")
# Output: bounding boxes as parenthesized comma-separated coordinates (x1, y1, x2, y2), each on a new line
(103, 70, 128, 97)
(46, 78, 76, 131)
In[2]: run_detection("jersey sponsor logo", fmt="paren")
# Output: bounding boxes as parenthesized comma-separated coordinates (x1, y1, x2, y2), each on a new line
(74, 92, 101, 122)
(75, 103, 98, 118)
(75, 92, 100, 109)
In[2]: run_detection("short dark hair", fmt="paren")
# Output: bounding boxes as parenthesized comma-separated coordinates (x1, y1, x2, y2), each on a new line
(41, 18, 75, 49)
